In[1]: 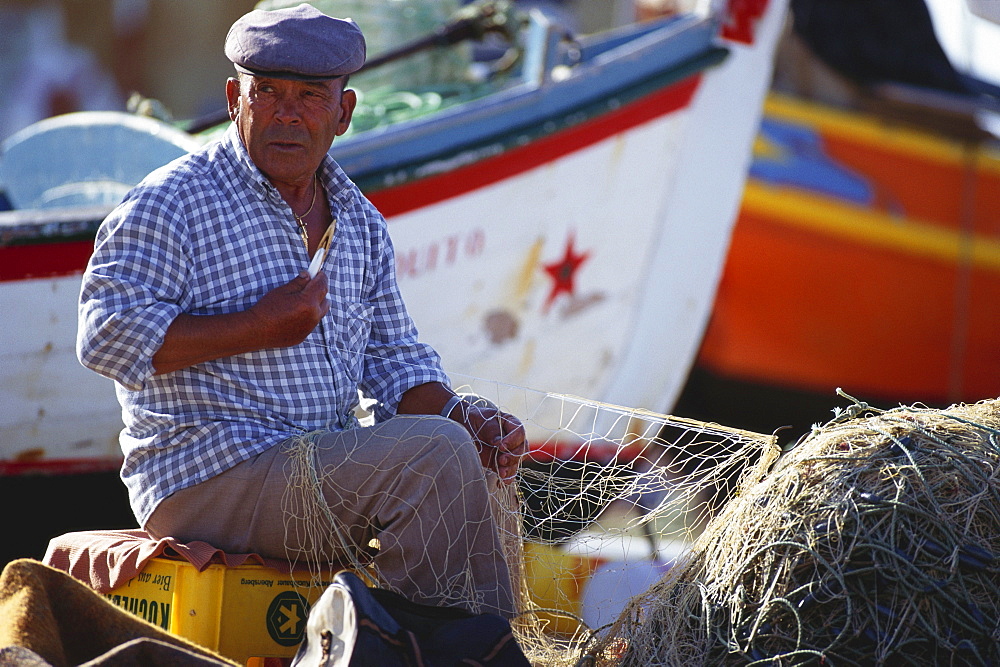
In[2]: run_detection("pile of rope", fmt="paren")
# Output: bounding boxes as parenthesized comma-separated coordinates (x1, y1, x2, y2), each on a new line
(593, 396, 1000, 666)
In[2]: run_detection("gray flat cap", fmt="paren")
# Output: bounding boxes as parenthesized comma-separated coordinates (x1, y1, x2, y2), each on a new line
(225, 3, 366, 81)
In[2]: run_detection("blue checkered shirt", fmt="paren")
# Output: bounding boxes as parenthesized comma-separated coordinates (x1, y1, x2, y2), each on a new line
(78, 125, 448, 525)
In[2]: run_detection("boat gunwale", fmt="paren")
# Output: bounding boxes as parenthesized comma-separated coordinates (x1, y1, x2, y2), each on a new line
(326, 13, 722, 177)
(354, 46, 728, 199)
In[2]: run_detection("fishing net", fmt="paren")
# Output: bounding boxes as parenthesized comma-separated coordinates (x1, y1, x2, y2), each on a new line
(590, 395, 1000, 666)
(276, 374, 777, 666)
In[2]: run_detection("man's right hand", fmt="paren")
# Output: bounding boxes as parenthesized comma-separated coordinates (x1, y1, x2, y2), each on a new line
(152, 271, 328, 374)
(249, 271, 330, 348)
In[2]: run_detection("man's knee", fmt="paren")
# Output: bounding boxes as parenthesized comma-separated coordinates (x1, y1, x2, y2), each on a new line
(432, 415, 480, 462)
(402, 415, 483, 481)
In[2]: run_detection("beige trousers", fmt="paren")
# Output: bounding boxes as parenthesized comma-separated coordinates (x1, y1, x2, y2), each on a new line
(145, 414, 517, 618)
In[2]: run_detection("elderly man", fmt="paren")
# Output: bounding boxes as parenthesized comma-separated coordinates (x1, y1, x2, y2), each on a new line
(78, 3, 525, 618)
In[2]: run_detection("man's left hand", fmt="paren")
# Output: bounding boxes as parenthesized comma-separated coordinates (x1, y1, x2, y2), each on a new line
(462, 404, 527, 484)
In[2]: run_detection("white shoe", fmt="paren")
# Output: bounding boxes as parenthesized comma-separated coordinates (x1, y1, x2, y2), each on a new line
(292, 579, 357, 667)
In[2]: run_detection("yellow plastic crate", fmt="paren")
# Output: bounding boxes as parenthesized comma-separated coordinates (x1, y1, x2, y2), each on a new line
(105, 556, 337, 666)
(523, 541, 600, 636)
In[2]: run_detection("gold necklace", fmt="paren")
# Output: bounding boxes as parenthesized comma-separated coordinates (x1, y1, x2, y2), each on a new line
(293, 175, 318, 248)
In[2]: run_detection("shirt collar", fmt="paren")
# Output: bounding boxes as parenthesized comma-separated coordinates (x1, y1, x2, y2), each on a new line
(223, 124, 269, 193)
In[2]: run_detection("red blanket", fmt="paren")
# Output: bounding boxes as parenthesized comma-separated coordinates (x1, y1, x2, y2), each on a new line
(42, 529, 295, 594)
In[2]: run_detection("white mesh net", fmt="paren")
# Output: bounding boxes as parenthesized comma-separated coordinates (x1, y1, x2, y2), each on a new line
(278, 372, 778, 666)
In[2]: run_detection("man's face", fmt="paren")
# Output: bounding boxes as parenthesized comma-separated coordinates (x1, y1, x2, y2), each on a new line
(226, 74, 356, 187)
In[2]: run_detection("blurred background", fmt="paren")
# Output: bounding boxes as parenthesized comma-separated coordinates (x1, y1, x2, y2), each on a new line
(0, 0, 672, 143)
(3, 0, 999, 143)
(1, 0, 257, 141)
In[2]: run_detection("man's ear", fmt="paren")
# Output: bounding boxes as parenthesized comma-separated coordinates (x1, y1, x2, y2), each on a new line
(336, 88, 357, 136)
(225, 78, 241, 122)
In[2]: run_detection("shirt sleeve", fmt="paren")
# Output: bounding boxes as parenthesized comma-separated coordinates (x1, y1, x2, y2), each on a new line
(77, 181, 190, 391)
(357, 212, 449, 421)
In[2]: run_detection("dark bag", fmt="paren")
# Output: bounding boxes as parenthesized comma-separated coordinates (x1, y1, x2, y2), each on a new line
(292, 571, 531, 667)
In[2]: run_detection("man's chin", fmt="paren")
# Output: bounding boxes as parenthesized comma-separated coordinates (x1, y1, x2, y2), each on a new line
(255, 153, 324, 184)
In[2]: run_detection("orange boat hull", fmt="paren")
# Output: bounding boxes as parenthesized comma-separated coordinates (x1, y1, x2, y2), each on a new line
(693, 94, 1000, 412)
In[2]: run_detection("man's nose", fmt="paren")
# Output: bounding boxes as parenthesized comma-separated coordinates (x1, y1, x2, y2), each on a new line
(273, 96, 303, 123)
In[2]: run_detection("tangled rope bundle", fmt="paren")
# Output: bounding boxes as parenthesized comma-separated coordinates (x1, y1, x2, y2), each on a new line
(594, 396, 1000, 666)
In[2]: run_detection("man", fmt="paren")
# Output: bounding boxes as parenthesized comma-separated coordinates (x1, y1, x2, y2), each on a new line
(77, 3, 525, 618)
